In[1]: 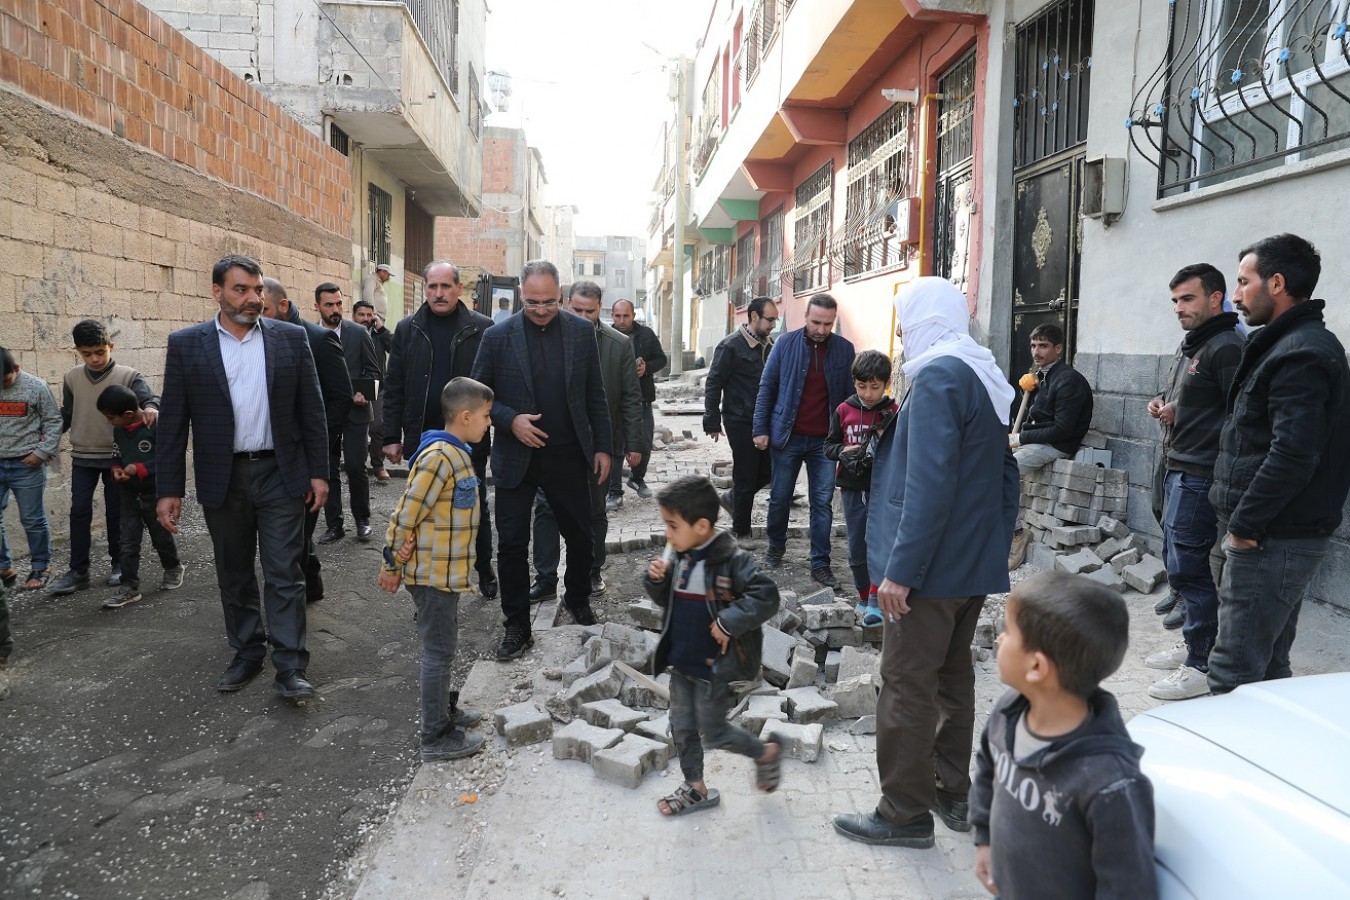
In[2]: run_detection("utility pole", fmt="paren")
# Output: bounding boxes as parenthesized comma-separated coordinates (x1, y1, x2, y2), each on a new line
(670, 55, 686, 375)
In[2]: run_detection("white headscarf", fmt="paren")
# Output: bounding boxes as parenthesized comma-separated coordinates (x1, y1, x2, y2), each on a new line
(896, 277, 1015, 425)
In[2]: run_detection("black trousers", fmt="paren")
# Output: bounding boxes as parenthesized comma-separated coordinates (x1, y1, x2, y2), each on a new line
(725, 418, 772, 537)
(472, 452, 493, 581)
(495, 444, 593, 629)
(324, 421, 371, 529)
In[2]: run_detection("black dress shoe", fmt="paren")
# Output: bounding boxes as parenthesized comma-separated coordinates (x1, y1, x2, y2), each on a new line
(217, 657, 264, 692)
(316, 526, 345, 545)
(833, 810, 935, 848)
(274, 669, 315, 700)
(590, 573, 606, 595)
(478, 569, 498, 600)
(1163, 603, 1186, 630)
(1154, 589, 1180, 615)
(355, 521, 372, 541)
(931, 795, 971, 832)
(528, 578, 557, 603)
(569, 603, 598, 626)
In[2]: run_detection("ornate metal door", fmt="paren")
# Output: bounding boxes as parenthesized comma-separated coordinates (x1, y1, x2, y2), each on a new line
(1010, 0, 1093, 378)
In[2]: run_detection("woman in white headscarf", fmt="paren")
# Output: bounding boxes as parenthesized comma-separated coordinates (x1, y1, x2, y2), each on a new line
(833, 276, 1020, 850)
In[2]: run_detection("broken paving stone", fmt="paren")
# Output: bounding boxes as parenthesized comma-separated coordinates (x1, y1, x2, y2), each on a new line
(761, 721, 824, 763)
(583, 637, 615, 673)
(1109, 548, 1142, 573)
(551, 720, 624, 763)
(1055, 547, 1104, 576)
(542, 668, 563, 681)
(739, 694, 789, 733)
(626, 598, 664, 631)
(823, 650, 842, 682)
(581, 698, 649, 733)
(769, 607, 802, 633)
(828, 674, 879, 720)
(761, 625, 798, 687)
(837, 646, 881, 682)
(619, 674, 669, 709)
(1082, 567, 1127, 593)
(848, 715, 877, 735)
(544, 695, 574, 724)
(563, 662, 624, 712)
(559, 655, 590, 688)
(973, 621, 995, 649)
(786, 645, 819, 690)
(494, 702, 553, 747)
(1122, 555, 1168, 593)
(782, 686, 839, 725)
(778, 590, 800, 612)
(823, 626, 866, 649)
(1097, 515, 1130, 540)
(591, 733, 671, 789)
(600, 623, 657, 670)
(1093, 536, 1130, 562)
(798, 587, 836, 606)
(802, 601, 856, 630)
(635, 714, 671, 746)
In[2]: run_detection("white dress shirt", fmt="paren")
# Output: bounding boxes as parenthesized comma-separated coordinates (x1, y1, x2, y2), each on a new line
(215, 315, 273, 452)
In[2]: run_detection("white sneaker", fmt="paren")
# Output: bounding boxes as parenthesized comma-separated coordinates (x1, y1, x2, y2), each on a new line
(1145, 641, 1188, 670)
(1148, 665, 1211, 701)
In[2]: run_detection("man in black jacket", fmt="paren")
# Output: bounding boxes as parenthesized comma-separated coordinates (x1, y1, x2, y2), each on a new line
(703, 296, 778, 546)
(608, 299, 667, 506)
(1010, 323, 1093, 474)
(381, 261, 498, 599)
(353, 298, 393, 482)
(1208, 233, 1350, 695)
(1143, 263, 1244, 701)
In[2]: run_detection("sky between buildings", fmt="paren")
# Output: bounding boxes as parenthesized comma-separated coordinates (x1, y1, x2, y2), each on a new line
(484, 0, 713, 238)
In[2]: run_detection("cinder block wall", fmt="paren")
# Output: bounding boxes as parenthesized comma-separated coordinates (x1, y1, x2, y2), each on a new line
(0, 0, 352, 557)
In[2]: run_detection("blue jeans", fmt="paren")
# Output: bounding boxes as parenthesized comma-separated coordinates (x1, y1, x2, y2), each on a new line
(766, 434, 835, 569)
(840, 488, 871, 598)
(1162, 471, 1219, 670)
(410, 585, 460, 746)
(0, 459, 51, 573)
(667, 668, 765, 783)
(1207, 518, 1328, 694)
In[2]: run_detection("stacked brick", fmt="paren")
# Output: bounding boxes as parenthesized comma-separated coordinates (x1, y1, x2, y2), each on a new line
(1020, 458, 1129, 539)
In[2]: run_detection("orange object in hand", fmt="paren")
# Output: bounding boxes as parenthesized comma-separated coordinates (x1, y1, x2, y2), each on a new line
(1018, 373, 1038, 392)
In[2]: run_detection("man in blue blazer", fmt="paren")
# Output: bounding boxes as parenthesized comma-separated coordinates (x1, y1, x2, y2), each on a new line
(470, 259, 612, 660)
(833, 277, 1019, 849)
(156, 255, 330, 701)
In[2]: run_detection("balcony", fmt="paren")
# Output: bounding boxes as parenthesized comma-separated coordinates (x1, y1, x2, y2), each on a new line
(318, 1, 481, 216)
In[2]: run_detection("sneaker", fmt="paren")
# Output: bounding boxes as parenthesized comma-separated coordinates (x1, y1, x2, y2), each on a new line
(106, 566, 123, 587)
(48, 570, 90, 596)
(1162, 604, 1185, 630)
(1148, 665, 1211, 701)
(495, 625, 534, 660)
(764, 546, 784, 568)
(605, 494, 622, 512)
(719, 490, 734, 515)
(1008, 527, 1030, 571)
(627, 477, 653, 499)
(421, 727, 485, 762)
(1145, 640, 1188, 670)
(161, 565, 186, 591)
(102, 586, 143, 609)
(1154, 589, 1181, 615)
(811, 566, 839, 589)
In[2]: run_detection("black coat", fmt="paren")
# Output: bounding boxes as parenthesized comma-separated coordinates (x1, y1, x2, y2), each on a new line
(623, 321, 668, 403)
(703, 327, 773, 434)
(1020, 361, 1093, 455)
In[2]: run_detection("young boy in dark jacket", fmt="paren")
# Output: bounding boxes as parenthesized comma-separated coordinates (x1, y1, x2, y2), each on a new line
(645, 474, 782, 816)
(824, 351, 897, 625)
(971, 571, 1156, 899)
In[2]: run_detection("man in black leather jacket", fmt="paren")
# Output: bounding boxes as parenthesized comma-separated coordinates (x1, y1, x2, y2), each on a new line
(1011, 323, 1093, 475)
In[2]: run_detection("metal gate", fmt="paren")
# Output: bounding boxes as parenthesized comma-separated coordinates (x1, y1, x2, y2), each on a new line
(1010, 0, 1093, 378)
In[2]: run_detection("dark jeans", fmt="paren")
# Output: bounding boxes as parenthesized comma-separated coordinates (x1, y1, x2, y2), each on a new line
(69, 461, 120, 575)
(201, 455, 309, 672)
(0, 584, 11, 660)
(725, 418, 771, 537)
(609, 402, 656, 493)
(877, 594, 985, 827)
(766, 434, 835, 568)
(116, 487, 179, 590)
(0, 458, 51, 573)
(840, 488, 872, 599)
(1207, 518, 1327, 695)
(410, 585, 460, 746)
(324, 422, 371, 529)
(1162, 470, 1219, 670)
(667, 668, 765, 784)
(368, 395, 385, 469)
(495, 444, 593, 628)
(472, 454, 493, 581)
(533, 472, 608, 580)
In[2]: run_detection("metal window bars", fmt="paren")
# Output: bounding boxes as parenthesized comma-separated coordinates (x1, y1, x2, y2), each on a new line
(1128, 0, 1350, 194)
(1012, 0, 1094, 169)
(832, 103, 911, 278)
(791, 163, 833, 293)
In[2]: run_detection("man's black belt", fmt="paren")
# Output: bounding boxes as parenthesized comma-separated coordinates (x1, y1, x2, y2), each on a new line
(233, 449, 275, 460)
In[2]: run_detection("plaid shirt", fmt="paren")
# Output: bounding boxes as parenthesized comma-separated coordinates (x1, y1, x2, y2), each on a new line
(383, 438, 479, 591)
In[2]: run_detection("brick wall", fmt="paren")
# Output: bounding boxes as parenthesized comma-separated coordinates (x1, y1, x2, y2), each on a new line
(433, 134, 522, 282)
(0, 0, 351, 552)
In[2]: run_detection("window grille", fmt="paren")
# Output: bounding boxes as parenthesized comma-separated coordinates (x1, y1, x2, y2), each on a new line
(836, 104, 911, 278)
(1012, 0, 1093, 168)
(329, 123, 350, 156)
(792, 163, 832, 294)
(368, 184, 393, 266)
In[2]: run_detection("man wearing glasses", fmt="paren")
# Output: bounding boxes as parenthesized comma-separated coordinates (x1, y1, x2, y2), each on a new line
(471, 260, 612, 660)
(703, 296, 779, 548)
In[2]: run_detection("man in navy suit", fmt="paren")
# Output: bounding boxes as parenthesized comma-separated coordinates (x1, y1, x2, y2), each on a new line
(833, 277, 1019, 849)
(313, 283, 380, 543)
(470, 259, 612, 660)
(156, 255, 330, 701)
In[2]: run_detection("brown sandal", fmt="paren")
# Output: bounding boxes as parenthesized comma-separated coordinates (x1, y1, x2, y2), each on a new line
(22, 570, 49, 591)
(657, 783, 721, 817)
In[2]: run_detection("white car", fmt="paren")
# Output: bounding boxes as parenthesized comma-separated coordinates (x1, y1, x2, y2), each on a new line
(1127, 673, 1350, 898)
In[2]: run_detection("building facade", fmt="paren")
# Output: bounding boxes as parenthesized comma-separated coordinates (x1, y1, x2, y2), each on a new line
(572, 236, 647, 318)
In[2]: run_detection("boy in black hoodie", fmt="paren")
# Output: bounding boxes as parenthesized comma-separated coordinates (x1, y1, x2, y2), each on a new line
(970, 571, 1156, 899)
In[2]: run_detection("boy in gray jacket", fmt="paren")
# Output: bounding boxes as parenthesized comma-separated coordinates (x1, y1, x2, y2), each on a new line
(971, 571, 1156, 899)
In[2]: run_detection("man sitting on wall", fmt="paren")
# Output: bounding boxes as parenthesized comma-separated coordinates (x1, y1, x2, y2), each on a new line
(1009, 323, 1093, 474)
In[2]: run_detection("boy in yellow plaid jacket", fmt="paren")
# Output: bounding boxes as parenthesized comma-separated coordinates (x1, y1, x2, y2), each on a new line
(379, 377, 493, 762)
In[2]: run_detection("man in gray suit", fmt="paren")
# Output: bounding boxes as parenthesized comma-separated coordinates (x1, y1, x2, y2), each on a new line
(470, 260, 611, 660)
(833, 277, 1019, 848)
(314, 283, 380, 543)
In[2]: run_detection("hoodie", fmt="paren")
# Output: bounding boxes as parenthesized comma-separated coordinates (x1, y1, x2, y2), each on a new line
(970, 688, 1157, 900)
(824, 393, 898, 491)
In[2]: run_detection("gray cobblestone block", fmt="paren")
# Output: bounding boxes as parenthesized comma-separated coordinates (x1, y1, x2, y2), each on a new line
(1110, 548, 1142, 573)
(583, 637, 615, 673)
(560, 654, 590, 688)
(1049, 525, 1100, 547)
(740, 693, 789, 733)
(619, 674, 669, 709)
(803, 629, 828, 648)
(783, 687, 839, 724)
(564, 662, 625, 711)
(779, 590, 800, 612)
(761, 626, 798, 687)
(1082, 567, 1127, 593)
(802, 601, 856, 630)
(650, 529, 665, 547)
(1055, 547, 1104, 575)
(1055, 504, 1099, 525)
(591, 734, 671, 789)
(825, 627, 867, 649)
(848, 715, 877, 735)
(635, 714, 672, 746)
(799, 588, 836, 606)
(626, 598, 664, 631)
(1027, 540, 1058, 570)
(1093, 535, 1129, 561)
(1122, 555, 1168, 593)
(600, 623, 657, 670)
(828, 674, 879, 719)
(494, 702, 553, 747)
(581, 698, 649, 732)
(1032, 496, 1055, 514)
(1057, 487, 1096, 507)
(770, 606, 803, 633)
(786, 645, 819, 689)
(551, 719, 625, 762)
(837, 646, 882, 681)
(824, 650, 842, 682)
(761, 721, 825, 763)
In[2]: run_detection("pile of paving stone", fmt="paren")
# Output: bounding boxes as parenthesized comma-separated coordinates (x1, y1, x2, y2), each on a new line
(489, 590, 887, 789)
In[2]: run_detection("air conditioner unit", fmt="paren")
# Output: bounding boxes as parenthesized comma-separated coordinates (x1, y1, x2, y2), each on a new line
(1081, 156, 1125, 219)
